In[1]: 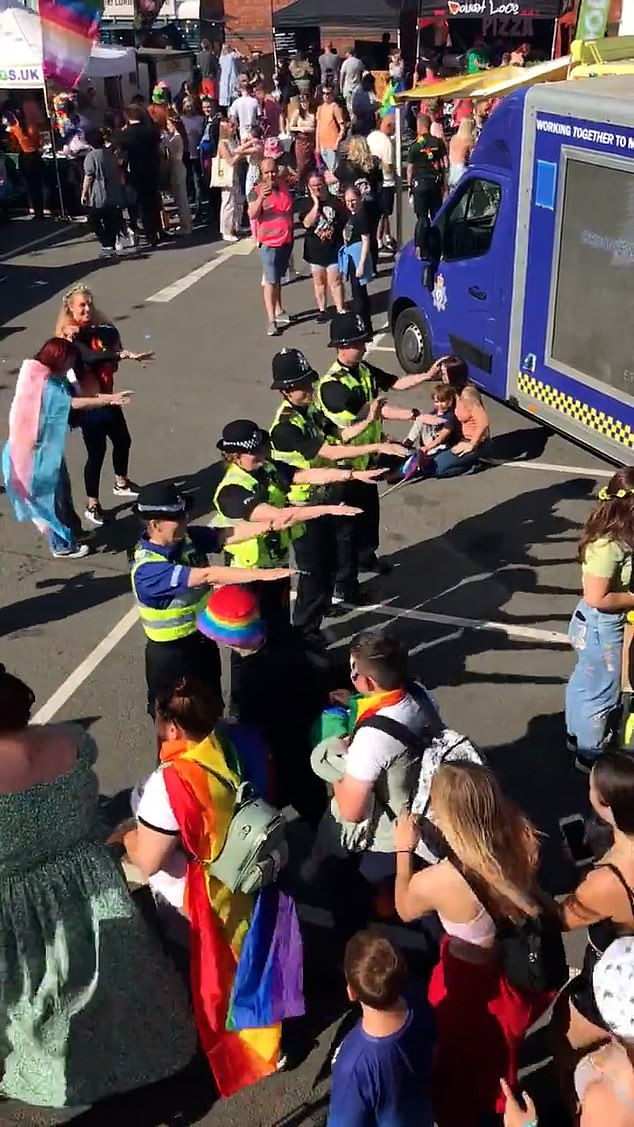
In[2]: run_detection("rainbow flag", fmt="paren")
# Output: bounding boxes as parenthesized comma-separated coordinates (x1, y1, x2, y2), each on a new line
(160, 729, 304, 1097)
(38, 0, 103, 88)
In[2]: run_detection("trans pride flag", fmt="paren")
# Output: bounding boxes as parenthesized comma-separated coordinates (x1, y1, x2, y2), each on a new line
(160, 728, 304, 1097)
(38, 0, 103, 89)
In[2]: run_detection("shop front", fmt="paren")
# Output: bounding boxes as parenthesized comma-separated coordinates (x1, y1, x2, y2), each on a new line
(417, 0, 563, 61)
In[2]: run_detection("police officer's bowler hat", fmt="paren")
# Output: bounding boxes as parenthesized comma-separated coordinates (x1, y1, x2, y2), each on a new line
(134, 482, 193, 521)
(328, 311, 371, 348)
(270, 348, 318, 391)
(217, 419, 269, 454)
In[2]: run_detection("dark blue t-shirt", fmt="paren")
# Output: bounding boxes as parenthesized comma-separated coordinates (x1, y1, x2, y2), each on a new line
(327, 1004, 435, 1127)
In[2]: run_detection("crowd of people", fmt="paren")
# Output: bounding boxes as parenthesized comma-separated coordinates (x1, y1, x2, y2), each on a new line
(2, 29, 634, 1127)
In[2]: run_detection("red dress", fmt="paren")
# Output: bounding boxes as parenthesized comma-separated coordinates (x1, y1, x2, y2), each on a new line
(428, 937, 553, 1126)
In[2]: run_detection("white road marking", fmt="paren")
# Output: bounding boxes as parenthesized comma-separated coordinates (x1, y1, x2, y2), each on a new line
(484, 457, 612, 478)
(0, 220, 80, 261)
(146, 238, 254, 303)
(32, 606, 138, 725)
(331, 599, 569, 646)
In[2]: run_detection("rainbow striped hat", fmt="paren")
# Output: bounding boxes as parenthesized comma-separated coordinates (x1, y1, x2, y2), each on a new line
(197, 585, 265, 649)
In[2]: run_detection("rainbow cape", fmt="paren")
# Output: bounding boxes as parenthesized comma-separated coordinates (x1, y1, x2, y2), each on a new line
(38, 0, 103, 88)
(160, 728, 304, 1097)
(2, 359, 72, 541)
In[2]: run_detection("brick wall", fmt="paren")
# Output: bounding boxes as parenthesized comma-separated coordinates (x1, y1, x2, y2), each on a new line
(224, 0, 392, 57)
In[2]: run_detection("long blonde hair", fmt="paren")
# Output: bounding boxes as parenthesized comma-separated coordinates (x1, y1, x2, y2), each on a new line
(55, 285, 109, 337)
(431, 762, 541, 920)
(347, 135, 374, 174)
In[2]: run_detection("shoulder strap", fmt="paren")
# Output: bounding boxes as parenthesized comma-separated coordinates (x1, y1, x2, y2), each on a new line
(596, 863, 634, 916)
(354, 714, 427, 756)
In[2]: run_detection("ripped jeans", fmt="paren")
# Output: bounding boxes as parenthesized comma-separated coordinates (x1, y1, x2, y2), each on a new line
(565, 599, 624, 760)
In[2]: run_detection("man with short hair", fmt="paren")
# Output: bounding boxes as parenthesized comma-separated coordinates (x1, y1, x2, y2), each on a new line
(316, 630, 442, 940)
(228, 74, 259, 140)
(340, 46, 364, 110)
(114, 105, 162, 246)
(319, 42, 341, 90)
(253, 79, 282, 137)
(367, 113, 397, 252)
(406, 112, 447, 258)
(196, 37, 218, 97)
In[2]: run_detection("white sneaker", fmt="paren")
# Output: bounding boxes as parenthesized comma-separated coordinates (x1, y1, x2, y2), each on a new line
(51, 543, 91, 559)
(222, 234, 238, 243)
(275, 310, 291, 326)
(84, 505, 106, 526)
(112, 481, 140, 498)
(115, 236, 127, 254)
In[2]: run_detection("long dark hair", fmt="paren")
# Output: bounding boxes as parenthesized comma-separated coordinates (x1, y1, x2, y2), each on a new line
(579, 468, 634, 561)
(442, 355, 470, 393)
(593, 750, 634, 835)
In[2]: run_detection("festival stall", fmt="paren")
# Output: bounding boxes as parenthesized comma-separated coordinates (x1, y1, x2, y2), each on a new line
(0, 4, 135, 215)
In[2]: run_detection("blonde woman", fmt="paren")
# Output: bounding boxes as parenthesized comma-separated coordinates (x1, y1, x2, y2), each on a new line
(394, 762, 561, 1127)
(334, 134, 382, 270)
(179, 95, 204, 215)
(448, 116, 475, 188)
(217, 117, 244, 242)
(163, 112, 191, 234)
(55, 286, 152, 526)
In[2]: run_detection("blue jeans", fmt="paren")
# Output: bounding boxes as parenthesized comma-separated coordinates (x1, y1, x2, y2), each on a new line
(320, 148, 337, 171)
(565, 599, 624, 760)
(48, 460, 82, 555)
(426, 445, 483, 478)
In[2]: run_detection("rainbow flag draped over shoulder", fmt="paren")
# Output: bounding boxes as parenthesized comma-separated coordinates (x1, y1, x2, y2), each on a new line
(160, 729, 304, 1097)
(38, 0, 103, 89)
(2, 359, 72, 542)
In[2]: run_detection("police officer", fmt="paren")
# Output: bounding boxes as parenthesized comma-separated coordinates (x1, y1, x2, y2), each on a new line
(131, 481, 292, 713)
(269, 348, 407, 643)
(213, 418, 364, 642)
(315, 312, 437, 603)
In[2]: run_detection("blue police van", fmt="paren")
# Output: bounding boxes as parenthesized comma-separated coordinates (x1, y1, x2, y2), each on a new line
(390, 76, 634, 463)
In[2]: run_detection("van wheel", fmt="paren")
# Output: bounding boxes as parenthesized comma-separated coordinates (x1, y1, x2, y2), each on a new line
(394, 308, 432, 374)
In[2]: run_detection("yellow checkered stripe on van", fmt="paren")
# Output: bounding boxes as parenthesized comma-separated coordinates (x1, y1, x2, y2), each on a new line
(517, 373, 634, 450)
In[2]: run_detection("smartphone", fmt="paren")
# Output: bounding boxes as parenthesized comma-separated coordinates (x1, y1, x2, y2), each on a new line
(559, 814, 594, 868)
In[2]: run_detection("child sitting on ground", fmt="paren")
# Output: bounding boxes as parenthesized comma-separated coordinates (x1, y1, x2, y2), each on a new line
(405, 382, 459, 457)
(327, 931, 435, 1127)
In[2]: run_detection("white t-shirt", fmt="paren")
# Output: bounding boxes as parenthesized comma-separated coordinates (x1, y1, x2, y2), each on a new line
(367, 130, 395, 187)
(135, 768, 188, 911)
(345, 693, 428, 783)
(228, 93, 258, 139)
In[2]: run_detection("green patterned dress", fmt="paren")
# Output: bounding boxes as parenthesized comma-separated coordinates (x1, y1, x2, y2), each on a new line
(0, 725, 196, 1109)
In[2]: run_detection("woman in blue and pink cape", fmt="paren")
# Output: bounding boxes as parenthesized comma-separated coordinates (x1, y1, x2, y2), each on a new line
(2, 336, 131, 559)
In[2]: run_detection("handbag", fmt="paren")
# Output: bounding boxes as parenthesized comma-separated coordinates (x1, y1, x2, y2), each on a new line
(210, 154, 231, 189)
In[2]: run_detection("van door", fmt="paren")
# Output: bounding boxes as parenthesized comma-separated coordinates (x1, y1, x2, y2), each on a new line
(427, 175, 509, 395)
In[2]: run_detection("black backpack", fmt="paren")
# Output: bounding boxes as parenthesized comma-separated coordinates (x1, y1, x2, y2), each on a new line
(456, 862, 568, 996)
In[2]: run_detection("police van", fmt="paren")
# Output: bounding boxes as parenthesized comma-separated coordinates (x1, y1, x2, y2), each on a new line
(390, 76, 634, 463)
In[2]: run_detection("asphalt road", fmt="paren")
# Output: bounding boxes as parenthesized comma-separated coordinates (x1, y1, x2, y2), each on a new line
(0, 212, 618, 1126)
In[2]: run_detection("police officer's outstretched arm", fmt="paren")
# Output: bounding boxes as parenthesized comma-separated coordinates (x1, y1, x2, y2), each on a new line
(191, 565, 295, 587)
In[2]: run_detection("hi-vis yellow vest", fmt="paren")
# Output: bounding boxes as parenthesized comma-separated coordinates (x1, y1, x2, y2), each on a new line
(213, 461, 303, 568)
(269, 401, 326, 504)
(131, 536, 209, 643)
(315, 360, 381, 470)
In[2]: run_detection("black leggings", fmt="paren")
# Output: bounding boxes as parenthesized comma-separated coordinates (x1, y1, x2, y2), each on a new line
(81, 407, 131, 498)
(347, 259, 372, 336)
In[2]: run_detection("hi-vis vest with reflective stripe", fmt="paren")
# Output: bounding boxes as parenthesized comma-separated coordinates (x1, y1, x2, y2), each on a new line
(315, 360, 381, 470)
(131, 536, 209, 643)
(269, 401, 326, 504)
(213, 461, 303, 568)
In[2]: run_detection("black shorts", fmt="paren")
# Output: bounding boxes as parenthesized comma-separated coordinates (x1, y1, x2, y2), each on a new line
(378, 186, 395, 217)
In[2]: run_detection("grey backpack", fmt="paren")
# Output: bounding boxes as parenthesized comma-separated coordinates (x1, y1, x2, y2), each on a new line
(206, 770, 289, 895)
